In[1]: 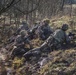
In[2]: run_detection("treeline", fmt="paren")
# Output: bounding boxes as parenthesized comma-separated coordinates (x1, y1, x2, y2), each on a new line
(0, 0, 76, 44)
(0, 0, 74, 24)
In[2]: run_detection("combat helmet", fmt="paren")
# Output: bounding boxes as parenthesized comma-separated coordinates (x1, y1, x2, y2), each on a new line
(62, 24, 68, 31)
(43, 19, 50, 24)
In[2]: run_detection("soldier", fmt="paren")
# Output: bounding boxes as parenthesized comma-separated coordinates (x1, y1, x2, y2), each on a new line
(28, 22, 40, 40)
(23, 24, 70, 60)
(40, 24, 70, 50)
(16, 21, 29, 35)
(38, 19, 53, 40)
(11, 30, 32, 59)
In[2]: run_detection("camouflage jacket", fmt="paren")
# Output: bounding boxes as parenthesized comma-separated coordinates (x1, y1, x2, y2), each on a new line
(53, 29, 69, 43)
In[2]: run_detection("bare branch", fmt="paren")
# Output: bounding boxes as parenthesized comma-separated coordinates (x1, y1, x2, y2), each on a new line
(0, 0, 21, 15)
(13, 0, 40, 15)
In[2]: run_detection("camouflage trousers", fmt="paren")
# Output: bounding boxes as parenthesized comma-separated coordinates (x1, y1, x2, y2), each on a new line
(40, 36, 61, 51)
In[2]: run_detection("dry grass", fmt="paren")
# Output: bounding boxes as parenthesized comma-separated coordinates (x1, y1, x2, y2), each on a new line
(39, 49, 76, 75)
(0, 15, 76, 75)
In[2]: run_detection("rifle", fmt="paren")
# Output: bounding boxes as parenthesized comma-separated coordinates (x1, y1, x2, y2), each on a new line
(27, 25, 39, 39)
(28, 25, 39, 34)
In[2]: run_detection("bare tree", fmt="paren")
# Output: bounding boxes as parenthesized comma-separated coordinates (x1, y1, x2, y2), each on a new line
(0, 0, 21, 15)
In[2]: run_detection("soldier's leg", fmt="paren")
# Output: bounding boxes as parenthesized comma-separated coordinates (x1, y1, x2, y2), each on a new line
(11, 47, 25, 59)
(23, 52, 33, 61)
(11, 48, 19, 59)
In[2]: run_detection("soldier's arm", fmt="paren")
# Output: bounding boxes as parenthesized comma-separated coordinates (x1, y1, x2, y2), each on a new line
(46, 35, 52, 43)
(40, 36, 52, 49)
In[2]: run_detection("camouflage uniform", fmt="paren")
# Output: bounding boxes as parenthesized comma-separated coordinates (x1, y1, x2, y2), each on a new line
(17, 21, 29, 34)
(28, 23, 39, 40)
(38, 19, 53, 40)
(11, 30, 31, 59)
(23, 47, 41, 61)
(23, 24, 69, 60)
(40, 24, 70, 50)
